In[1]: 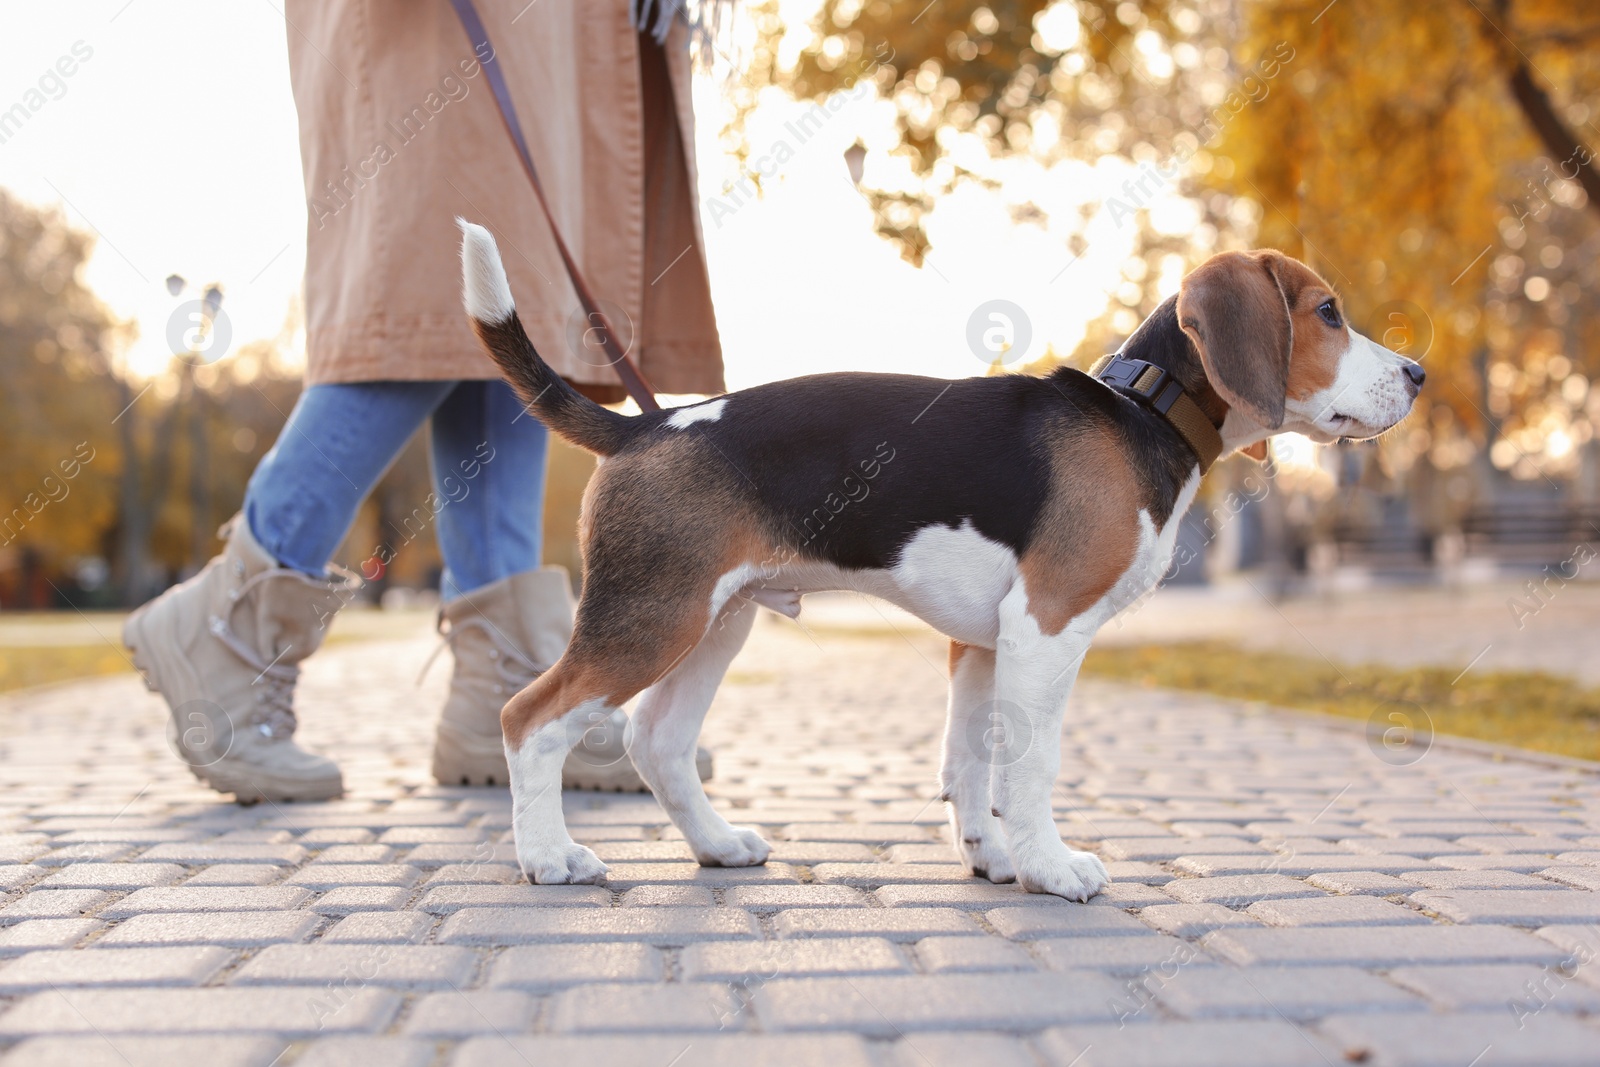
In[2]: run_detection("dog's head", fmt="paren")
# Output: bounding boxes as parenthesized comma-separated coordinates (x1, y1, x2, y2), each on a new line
(1176, 249, 1423, 450)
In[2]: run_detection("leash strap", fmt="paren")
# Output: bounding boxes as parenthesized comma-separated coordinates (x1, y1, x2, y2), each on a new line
(449, 0, 661, 411)
(1090, 354, 1224, 473)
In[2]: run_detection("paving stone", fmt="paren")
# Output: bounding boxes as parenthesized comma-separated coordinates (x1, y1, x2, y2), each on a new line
(0, 946, 234, 990)
(723, 885, 868, 910)
(0, 919, 98, 957)
(134, 843, 308, 866)
(94, 911, 319, 948)
(985, 905, 1152, 940)
(619, 885, 714, 907)
(450, 1034, 878, 1067)
(290, 1037, 434, 1067)
(1432, 854, 1563, 873)
(0, 1036, 288, 1067)
(1138, 902, 1263, 938)
(320, 912, 433, 944)
(308, 845, 395, 863)
(1400, 869, 1559, 890)
(286, 864, 421, 890)
(780, 823, 934, 844)
(488, 943, 665, 989)
(1154, 964, 1424, 1019)
(307, 886, 410, 915)
(1160, 874, 1325, 906)
(548, 981, 744, 1032)
(1093, 882, 1174, 907)
(1410, 889, 1600, 925)
(883, 1033, 1042, 1067)
(1537, 866, 1600, 890)
(402, 989, 538, 1036)
(880, 844, 961, 863)
(1103, 861, 1175, 885)
(180, 865, 284, 887)
(0, 866, 42, 891)
(0, 890, 111, 924)
(397, 844, 513, 868)
(1202, 925, 1569, 967)
(1318, 1011, 1600, 1066)
(35, 863, 186, 890)
(1040, 1019, 1342, 1067)
(912, 935, 1036, 973)
(1455, 834, 1575, 854)
(754, 972, 1127, 1034)
(423, 863, 522, 886)
(1246, 895, 1431, 927)
(99, 886, 310, 918)
(681, 938, 909, 980)
(1340, 836, 1477, 857)
(417, 884, 611, 913)
(377, 827, 489, 844)
(598, 861, 801, 888)
(1173, 853, 1435, 876)
(1100, 837, 1264, 861)
(439, 906, 759, 945)
(0, 987, 400, 1036)
(810, 863, 977, 886)
(297, 828, 378, 846)
(231, 944, 477, 988)
(1304, 871, 1418, 896)
(765, 842, 878, 865)
(774, 907, 980, 941)
(872, 883, 1071, 909)
(1388, 963, 1600, 1013)
(31, 844, 135, 867)
(1033, 935, 1211, 975)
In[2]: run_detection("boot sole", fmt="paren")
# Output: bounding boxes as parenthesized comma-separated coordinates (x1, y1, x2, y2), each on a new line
(125, 602, 343, 804)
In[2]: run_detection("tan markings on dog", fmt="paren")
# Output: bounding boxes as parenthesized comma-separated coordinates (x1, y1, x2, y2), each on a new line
(500, 434, 775, 748)
(949, 640, 971, 674)
(1017, 423, 1142, 636)
(1270, 256, 1343, 400)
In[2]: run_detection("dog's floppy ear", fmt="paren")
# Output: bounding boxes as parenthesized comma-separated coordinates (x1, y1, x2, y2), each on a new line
(1177, 250, 1292, 429)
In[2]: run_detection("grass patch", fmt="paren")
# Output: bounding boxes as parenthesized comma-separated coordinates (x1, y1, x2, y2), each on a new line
(0, 644, 135, 694)
(1082, 641, 1600, 763)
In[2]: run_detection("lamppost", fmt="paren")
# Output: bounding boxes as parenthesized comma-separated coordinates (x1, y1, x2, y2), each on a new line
(165, 275, 226, 575)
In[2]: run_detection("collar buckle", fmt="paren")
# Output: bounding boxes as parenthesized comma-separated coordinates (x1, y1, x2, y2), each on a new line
(1088, 354, 1225, 474)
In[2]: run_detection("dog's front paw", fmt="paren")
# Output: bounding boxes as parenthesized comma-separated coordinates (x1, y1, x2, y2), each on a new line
(520, 841, 608, 885)
(1015, 843, 1109, 902)
(693, 826, 771, 868)
(955, 830, 1015, 884)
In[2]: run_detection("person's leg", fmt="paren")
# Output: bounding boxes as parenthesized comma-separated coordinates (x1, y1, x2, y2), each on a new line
(246, 381, 456, 575)
(427, 379, 548, 600)
(125, 379, 454, 802)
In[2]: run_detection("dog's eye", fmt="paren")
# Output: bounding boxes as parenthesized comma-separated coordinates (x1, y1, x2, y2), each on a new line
(1317, 299, 1342, 328)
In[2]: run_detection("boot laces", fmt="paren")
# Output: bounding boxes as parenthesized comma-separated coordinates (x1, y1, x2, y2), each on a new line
(419, 612, 543, 691)
(209, 564, 360, 741)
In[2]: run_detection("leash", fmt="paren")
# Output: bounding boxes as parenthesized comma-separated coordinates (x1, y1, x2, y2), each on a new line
(449, 0, 661, 412)
(1090, 354, 1224, 474)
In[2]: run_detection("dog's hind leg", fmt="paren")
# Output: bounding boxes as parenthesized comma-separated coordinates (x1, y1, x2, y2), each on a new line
(630, 598, 769, 867)
(940, 641, 1014, 883)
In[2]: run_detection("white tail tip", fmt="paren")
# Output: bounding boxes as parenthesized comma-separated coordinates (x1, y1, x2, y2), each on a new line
(457, 217, 515, 324)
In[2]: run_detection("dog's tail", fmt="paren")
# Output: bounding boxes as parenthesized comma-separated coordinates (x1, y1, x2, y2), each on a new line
(457, 218, 643, 457)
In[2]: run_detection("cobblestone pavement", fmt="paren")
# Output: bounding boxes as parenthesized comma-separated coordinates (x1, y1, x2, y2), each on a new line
(2, 611, 1600, 1066)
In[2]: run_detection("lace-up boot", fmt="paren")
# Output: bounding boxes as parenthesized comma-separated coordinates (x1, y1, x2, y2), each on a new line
(429, 567, 712, 791)
(122, 514, 355, 801)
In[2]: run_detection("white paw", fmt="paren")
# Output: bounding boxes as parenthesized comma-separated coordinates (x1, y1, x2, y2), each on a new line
(1016, 843, 1110, 902)
(954, 827, 1015, 884)
(693, 826, 771, 868)
(520, 841, 609, 885)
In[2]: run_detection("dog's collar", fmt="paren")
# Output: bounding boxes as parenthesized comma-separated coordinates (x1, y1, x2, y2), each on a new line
(1089, 354, 1224, 474)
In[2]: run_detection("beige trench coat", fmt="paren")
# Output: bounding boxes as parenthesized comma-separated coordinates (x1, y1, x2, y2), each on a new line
(286, 0, 724, 398)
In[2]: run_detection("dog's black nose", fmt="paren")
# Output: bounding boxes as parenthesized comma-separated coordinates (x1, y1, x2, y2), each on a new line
(1403, 362, 1426, 390)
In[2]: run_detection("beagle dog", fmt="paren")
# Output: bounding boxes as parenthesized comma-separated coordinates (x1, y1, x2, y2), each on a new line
(457, 220, 1423, 900)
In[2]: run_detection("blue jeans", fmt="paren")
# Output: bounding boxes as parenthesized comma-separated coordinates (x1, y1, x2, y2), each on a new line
(244, 380, 548, 600)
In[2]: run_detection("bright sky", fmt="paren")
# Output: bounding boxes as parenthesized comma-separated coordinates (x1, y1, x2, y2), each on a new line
(0, 0, 1194, 391)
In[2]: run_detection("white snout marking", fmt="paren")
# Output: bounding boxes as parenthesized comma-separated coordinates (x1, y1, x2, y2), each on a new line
(666, 398, 727, 430)
(1292, 329, 1418, 441)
